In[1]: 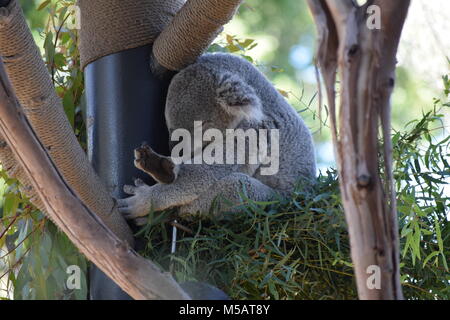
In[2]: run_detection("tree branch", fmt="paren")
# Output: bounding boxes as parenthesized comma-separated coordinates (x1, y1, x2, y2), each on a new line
(308, 1, 410, 299)
(152, 0, 243, 72)
(306, 0, 339, 144)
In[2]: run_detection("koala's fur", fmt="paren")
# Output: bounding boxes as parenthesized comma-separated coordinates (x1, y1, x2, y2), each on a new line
(118, 53, 316, 222)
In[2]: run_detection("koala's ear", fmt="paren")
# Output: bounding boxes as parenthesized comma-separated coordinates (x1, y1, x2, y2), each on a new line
(216, 73, 264, 122)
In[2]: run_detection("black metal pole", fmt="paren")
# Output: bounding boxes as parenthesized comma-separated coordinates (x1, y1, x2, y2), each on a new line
(85, 44, 171, 300)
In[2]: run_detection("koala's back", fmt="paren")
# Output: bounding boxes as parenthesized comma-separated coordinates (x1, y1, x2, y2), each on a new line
(197, 53, 316, 192)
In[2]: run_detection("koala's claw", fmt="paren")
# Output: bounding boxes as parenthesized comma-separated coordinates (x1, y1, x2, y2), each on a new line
(123, 184, 137, 195)
(117, 180, 153, 220)
(134, 178, 145, 186)
(122, 178, 146, 195)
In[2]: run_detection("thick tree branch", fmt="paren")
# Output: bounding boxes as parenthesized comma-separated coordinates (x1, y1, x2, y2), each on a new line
(309, 1, 410, 299)
(372, 0, 411, 300)
(306, 0, 339, 145)
(0, 65, 190, 300)
(152, 0, 243, 72)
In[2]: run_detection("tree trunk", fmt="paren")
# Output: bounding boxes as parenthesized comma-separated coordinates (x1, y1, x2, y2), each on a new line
(307, 0, 410, 300)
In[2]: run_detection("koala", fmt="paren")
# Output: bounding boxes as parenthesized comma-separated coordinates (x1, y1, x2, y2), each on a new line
(117, 53, 316, 222)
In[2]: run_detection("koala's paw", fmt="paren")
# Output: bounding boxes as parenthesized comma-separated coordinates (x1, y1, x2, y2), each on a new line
(134, 142, 176, 184)
(117, 178, 153, 220)
(134, 142, 155, 173)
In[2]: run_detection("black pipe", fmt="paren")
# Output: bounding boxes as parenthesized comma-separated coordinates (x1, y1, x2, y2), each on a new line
(0, 0, 11, 7)
(85, 44, 171, 300)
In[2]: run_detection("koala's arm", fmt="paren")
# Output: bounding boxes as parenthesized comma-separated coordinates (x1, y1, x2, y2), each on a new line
(118, 163, 216, 219)
(117, 145, 276, 219)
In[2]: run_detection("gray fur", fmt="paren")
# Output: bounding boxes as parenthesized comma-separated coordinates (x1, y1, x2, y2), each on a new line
(118, 53, 316, 222)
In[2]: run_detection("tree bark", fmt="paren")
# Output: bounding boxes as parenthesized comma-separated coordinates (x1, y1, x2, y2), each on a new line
(307, 0, 410, 299)
(0, 64, 190, 300)
(152, 0, 242, 72)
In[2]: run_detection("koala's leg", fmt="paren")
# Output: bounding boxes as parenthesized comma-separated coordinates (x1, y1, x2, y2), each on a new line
(179, 173, 276, 217)
(134, 142, 177, 184)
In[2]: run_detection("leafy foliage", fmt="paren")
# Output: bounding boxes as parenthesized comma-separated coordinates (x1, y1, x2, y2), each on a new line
(0, 176, 88, 299)
(393, 77, 450, 298)
(139, 170, 356, 300)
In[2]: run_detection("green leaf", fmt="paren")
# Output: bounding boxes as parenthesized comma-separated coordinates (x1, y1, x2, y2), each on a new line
(238, 39, 255, 48)
(435, 220, 444, 253)
(208, 43, 227, 53)
(401, 227, 412, 238)
(53, 53, 66, 69)
(226, 44, 241, 53)
(441, 253, 449, 272)
(242, 55, 254, 63)
(37, 0, 51, 11)
(44, 32, 55, 65)
(422, 251, 439, 267)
